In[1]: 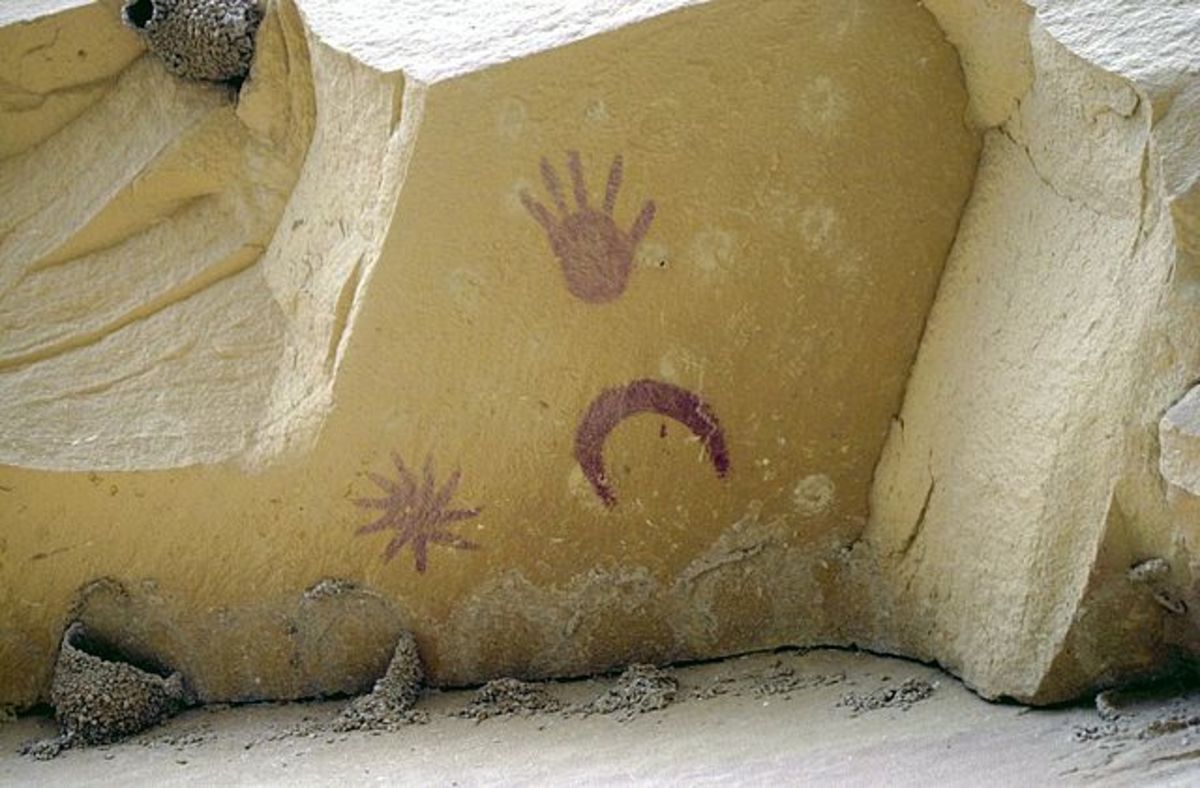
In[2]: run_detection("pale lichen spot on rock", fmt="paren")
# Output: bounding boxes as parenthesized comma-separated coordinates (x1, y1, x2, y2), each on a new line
(797, 75, 848, 136)
(689, 228, 737, 275)
(636, 239, 670, 272)
(444, 267, 487, 313)
(799, 203, 840, 253)
(658, 352, 680, 383)
(496, 97, 527, 141)
(659, 348, 714, 389)
(832, 0, 865, 41)
(794, 474, 836, 517)
(584, 97, 611, 125)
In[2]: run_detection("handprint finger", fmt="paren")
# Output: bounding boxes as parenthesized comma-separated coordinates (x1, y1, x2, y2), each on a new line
(539, 158, 569, 214)
(604, 155, 624, 215)
(630, 199, 657, 245)
(520, 190, 556, 233)
(567, 150, 589, 209)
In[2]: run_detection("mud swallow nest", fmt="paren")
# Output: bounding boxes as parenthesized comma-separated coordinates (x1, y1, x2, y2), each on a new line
(122, 0, 263, 85)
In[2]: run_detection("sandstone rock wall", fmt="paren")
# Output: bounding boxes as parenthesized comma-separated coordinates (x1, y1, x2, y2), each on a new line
(859, 0, 1200, 702)
(1, 0, 1197, 710)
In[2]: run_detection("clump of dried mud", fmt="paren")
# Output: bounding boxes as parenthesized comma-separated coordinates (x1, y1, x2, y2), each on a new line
(457, 678, 561, 722)
(1073, 683, 1200, 744)
(575, 664, 678, 721)
(332, 631, 428, 732)
(838, 677, 937, 715)
(688, 655, 847, 701)
(303, 577, 360, 599)
(753, 661, 846, 698)
(121, 0, 262, 85)
(21, 623, 189, 759)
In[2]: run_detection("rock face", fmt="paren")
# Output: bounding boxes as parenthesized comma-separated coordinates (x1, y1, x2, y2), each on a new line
(0, 0, 1197, 710)
(862, 0, 1200, 702)
(1161, 387, 1200, 498)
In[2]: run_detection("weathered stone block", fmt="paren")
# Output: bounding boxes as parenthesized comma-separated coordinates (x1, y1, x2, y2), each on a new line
(1162, 386, 1200, 497)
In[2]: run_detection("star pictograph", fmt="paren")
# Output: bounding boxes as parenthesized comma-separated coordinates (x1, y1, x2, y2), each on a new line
(353, 451, 482, 573)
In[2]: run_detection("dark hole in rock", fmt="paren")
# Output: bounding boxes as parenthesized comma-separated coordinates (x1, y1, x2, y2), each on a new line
(66, 625, 173, 680)
(123, 0, 155, 29)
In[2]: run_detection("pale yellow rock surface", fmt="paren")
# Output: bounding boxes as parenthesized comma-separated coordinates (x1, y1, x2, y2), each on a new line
(0, 0, 977, 709)
(862, 0, 1200, 702)
(1161, 387, 1200, 498)
(0, 0, 313, 470)
(0, 0, 145, 160)
(2, 0, 1199, 714)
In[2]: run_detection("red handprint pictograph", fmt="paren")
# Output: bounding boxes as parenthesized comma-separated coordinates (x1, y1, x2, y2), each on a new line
(521, 151, 656, 303)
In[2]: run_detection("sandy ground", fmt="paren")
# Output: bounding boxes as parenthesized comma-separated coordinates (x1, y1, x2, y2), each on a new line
(2, 648, 1200, 786)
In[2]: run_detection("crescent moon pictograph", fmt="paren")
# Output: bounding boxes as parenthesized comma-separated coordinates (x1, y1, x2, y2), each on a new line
(574, 379, 731, 507)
